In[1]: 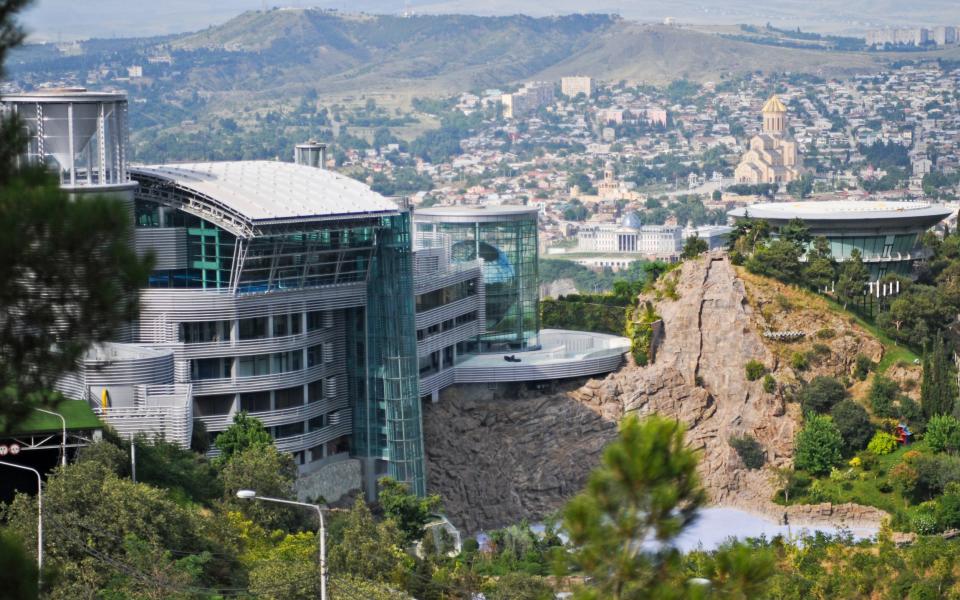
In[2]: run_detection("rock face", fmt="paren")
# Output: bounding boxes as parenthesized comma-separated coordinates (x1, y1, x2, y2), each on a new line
(423, 385, 619, 534)
(424, 255, 886, 533)
(572, 255, 799, 510)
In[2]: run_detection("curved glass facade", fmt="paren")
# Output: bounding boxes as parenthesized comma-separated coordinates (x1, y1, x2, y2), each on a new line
(415, 208, 540, 352)
(135, 198, 377, 292)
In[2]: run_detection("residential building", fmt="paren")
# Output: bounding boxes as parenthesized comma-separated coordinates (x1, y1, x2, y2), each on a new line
(561, 76, 594, 98)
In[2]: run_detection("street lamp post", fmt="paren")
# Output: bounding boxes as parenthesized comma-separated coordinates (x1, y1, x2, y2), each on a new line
(0, 460, 42, 589)
(237, 490, 326, 600)
(34, 407, 66, 467)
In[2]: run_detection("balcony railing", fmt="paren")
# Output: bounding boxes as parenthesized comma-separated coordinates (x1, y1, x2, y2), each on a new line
(196, 394, 348, 431)
(190, 364, 338, 395)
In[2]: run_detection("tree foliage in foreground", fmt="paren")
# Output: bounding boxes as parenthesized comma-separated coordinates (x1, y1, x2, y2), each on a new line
(560, 414, 775, 599)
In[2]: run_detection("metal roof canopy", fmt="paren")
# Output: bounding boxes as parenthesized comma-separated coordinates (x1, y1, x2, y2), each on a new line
(729, 200, 954, 225)
(131, 161, 399, 239)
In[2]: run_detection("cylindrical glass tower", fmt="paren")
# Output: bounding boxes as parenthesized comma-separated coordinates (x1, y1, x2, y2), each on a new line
(414, 206, 540, 352)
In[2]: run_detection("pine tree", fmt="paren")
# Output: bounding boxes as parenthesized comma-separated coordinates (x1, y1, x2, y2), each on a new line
(921, 334, 957, 419)
(836, 248, 869, 309)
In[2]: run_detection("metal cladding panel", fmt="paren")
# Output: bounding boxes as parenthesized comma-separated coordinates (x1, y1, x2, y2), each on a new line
(191, 363, 338, 396)
(415, 295, 483, 330)
(81, 350, 175, 387)
(137, 284, 365, 343)
(166, 327, 345, 360)
(135, 228, 189, 270)
(416, 320, 482, 358)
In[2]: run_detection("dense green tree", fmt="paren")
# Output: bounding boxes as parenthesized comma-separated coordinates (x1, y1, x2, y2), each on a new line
(213, 411, 273, 464)
(481, 572, 553, 600)
(879, 285, 954, 348)
(0, 159, 152, 432)
(835, 248, 869, 309)
(800, 376, 846, 414)
(377, 477, 442, 546)
(922, 334, 958, 419)
(680, 235, 708, 260)
(925, 415, 960, 454)
(746, 239, 803, 282)
(786, 174, 814, 199)
(247, 530, 321, 600)
(794, 414, 844, 475)
(561, 414, 705, 598)
(727, 218, 770, 255)
(0, 0, 152, 431)
(328, 497, 412, 587)
(135, 437, 222, 504)
(220, 445, 299, 531)
(830, 399, 873, 455)
(729, 434, 765, 469)
(779, 217, 812, 250)
(868, 375, 900, 418)
(561, 414, 776, 599)
(0, 530, 37, 600)
(803, 237, 837, 290)
(3, 457, 218, 597)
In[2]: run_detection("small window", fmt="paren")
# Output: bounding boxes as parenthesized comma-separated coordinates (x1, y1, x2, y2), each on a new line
(238, 317, 268, 340)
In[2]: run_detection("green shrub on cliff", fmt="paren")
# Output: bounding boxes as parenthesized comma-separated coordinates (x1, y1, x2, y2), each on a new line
(627, 301, 660, 366)
(745, 359, 766, 381)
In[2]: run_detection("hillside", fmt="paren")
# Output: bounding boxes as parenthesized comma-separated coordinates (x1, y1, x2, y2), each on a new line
(425, 255, 914, 532)
(12, 10, 917, 106)
(20, 0, 960, 42)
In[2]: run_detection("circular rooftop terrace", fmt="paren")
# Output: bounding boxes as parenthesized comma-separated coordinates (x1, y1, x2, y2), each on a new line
(728, 200, 953, 223)
(416, 205, 539, 223)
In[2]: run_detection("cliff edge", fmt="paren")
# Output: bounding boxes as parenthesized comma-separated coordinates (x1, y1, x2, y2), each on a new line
(424, 254, 893, 532)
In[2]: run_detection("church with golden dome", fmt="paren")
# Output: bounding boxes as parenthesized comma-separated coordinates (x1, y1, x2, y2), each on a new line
(734, 95, 802, 185)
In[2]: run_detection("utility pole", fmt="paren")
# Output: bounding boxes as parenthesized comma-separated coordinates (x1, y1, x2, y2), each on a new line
(130, 437, 136, 483)
(34, 408, 66, 467)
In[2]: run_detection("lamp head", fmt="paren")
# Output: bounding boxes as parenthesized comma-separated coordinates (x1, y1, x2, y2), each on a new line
(236, 489, 257, 500)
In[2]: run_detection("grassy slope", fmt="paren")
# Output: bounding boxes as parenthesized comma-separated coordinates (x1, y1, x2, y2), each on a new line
(157, 11, 931, 103)
(738, 267, 918, 375)
(736, 269, 930, 529)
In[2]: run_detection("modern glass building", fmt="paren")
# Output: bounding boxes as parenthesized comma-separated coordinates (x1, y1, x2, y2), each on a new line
(9, 88, 631, 501)
(728, 200, 954, 277)
(414, 207, 540, 352)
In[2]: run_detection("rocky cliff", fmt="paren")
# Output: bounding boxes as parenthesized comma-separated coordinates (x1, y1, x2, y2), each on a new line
(423, 255, 901, 532)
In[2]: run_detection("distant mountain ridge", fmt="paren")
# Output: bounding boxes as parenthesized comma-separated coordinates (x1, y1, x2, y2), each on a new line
(14, 9, 952, 104)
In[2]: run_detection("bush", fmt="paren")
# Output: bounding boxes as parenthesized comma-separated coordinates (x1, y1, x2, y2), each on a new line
(729, 434, 765, 469)
(745, 359, 766, 381)
(800, 376, 846, 414)
(925, 415, 960, 454)
(816, 328, 836, 339)
(794, 414, 844, 475)
(790, 351, 810, 371)
(867, 431, 899, 456)
(868, 375, 900, 419)
(912, 505, 940, 535)
(807, 480, 835, 503)
(857, 451, 879, 471)
(763, 374, 776, 394)
(891, 462, 919, 497)
(938, 484, 960, 530)
(811, 343, 832, 357)
(913, 453, 960, 499)
(898, 395, 925, 431)
(831, 400, 874, 455)
(854, 354, 873, 381)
